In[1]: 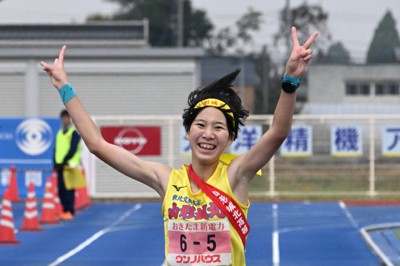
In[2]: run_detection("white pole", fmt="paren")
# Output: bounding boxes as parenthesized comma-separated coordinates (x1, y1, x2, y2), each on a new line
(368, 117, 376, 196)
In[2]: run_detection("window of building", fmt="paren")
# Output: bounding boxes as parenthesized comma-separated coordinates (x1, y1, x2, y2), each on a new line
(345, 83, 370, 95)
(376, 82, 399, 95)
(346, 81, 400, 96)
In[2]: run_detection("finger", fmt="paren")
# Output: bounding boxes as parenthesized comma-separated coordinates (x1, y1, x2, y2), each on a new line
(299, 48, 312, 58)
(303, 31, 318, 49)
(40, 61, 48, 68)
(291, 27, 300, 47)
(303, 54, 312, 62)
(40, 61, 51, 71)
(58, 45, 66, 64)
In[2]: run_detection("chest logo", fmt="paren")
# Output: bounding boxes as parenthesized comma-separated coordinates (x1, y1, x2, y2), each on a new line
(172, 185, 187, 192)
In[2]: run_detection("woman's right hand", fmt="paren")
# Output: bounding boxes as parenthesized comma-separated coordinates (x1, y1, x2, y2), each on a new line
(40, 45, 69, 90)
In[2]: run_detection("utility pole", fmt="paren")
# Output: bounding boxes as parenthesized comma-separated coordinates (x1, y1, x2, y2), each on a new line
(285, 0, 291, 57)
(177, 0, 184, 47)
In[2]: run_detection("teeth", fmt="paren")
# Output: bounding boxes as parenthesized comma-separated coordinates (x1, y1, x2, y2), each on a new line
(199, 143, 215, 150)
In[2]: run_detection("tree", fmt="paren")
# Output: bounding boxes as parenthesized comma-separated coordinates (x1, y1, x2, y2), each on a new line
(87, 0, 213, 47)
(235, 8, 263, 54)
(320, 42, 351, 64)
(274, 2, 330, 61)
(254, 46, 280, 114)
(204, 8, 262, 55)
(260, 1, 331, 114)
(367, 10, 400, 64)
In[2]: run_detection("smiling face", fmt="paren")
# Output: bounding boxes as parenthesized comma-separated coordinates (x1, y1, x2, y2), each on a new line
(186, 107, 234, 166)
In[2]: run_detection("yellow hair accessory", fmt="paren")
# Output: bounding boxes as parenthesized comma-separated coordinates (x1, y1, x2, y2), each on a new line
(194, 98, 234, 121)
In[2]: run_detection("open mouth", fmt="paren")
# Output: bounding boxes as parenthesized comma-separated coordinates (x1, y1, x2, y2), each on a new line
(199, 143, 216, 150)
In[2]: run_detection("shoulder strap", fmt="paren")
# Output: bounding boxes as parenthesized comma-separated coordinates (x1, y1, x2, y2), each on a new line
(187, 164, 250, 248)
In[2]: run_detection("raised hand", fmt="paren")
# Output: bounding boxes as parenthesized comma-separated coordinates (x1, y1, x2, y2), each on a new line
(285, 27, 318, 77)
(40, 45, 69, 90)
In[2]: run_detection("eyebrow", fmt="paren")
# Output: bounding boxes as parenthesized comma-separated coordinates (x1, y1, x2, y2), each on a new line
(194, 118, 227, 126)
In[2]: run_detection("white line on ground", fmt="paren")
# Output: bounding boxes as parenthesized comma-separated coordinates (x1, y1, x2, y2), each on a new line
(272, 203, 280, 266)
(339, 201, 358, 228)
(48, 203, 142, 266)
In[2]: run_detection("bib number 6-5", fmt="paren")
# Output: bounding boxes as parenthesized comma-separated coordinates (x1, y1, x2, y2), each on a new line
(179, 234, 217, 252)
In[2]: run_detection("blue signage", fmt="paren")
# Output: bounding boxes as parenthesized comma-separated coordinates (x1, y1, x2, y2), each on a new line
(0, 117, 59, 198)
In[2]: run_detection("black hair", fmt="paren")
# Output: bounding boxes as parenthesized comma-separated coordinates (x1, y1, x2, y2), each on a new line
(182, 69, 249, 140)
(60, 109, 69, 118)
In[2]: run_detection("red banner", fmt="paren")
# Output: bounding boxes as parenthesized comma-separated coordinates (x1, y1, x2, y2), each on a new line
(100, 126, 161, 156)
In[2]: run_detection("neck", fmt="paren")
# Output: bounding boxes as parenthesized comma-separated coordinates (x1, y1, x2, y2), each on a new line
(190, 160, 219, 182)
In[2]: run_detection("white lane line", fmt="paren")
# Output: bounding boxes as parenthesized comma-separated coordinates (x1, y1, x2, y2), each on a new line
(272, 203, 280, 266)
(339, 201, 358, 228)
(48, 203, 142, 266)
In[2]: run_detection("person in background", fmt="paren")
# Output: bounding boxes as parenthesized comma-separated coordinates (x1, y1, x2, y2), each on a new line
(53, 109, 82, 220)
(42, 27, 317, 264)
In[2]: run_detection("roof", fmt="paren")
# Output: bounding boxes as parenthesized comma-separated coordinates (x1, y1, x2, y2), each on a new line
(0, 21, 149, 47)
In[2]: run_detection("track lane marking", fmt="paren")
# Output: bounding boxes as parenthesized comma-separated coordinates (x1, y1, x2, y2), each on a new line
(339, 201, 358, 228)
(272, 203, 279, 266)
(48, 203, 142, 266)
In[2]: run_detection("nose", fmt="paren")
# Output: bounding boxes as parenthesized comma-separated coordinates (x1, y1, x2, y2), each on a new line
(202, 126, 215, 139)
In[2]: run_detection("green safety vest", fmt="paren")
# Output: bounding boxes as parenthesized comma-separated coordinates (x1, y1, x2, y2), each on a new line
(55, 127, 82, 165)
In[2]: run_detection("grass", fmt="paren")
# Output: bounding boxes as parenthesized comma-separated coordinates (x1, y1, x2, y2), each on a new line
(249, 162, 400, 200)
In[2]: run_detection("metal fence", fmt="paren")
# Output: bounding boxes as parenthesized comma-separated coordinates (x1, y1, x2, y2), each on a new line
(89, 114, 400, 199)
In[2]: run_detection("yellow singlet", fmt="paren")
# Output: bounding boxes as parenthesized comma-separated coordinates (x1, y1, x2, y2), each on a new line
(161, 161, 249, 266)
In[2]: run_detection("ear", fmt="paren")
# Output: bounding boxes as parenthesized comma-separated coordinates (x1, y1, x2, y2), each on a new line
(185, 131, 190, 140)
(226, 133, 235, 147)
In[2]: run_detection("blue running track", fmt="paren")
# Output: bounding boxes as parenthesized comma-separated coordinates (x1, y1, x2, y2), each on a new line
(1, 201, 399, 265)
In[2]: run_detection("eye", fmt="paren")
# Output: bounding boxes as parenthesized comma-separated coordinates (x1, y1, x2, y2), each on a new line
(195, 122, 205, 128)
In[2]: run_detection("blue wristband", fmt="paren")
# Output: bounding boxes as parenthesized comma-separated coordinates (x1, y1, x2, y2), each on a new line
(283, 73, 301, 85)
(58, 83, 76, 104)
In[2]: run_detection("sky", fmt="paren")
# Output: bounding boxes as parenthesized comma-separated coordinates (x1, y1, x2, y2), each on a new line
(0, 0, 399, 63)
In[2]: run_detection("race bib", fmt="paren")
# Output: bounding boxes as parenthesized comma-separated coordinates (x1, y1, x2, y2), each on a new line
(167, 219, 232, 265)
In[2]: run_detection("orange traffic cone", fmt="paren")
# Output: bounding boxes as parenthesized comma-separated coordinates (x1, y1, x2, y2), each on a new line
(51, 173, 63, 216)
(8, 165, 20, 202)
(75, 187, 91, 211)
(75, 168, 91, 211)
(0, 189, 20, 244)
(21, 183, 42, 231)
(40, 178, 58, 224)
(74, 189, 82, 211)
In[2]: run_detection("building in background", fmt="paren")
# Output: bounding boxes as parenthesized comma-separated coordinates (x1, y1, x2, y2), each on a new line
(304, 64, 400, 114)
(0, 21, 203, 117)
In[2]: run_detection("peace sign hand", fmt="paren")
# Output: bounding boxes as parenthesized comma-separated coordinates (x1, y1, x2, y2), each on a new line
(40, 45, 69, 90)
(285, 27, 318, 77)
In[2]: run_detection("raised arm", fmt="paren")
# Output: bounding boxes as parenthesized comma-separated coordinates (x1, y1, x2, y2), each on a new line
(230, 27, 318, 189)
(266, 27, 318, 153)
(40, 46, 171, 197)
(41, 46, 107, 157)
